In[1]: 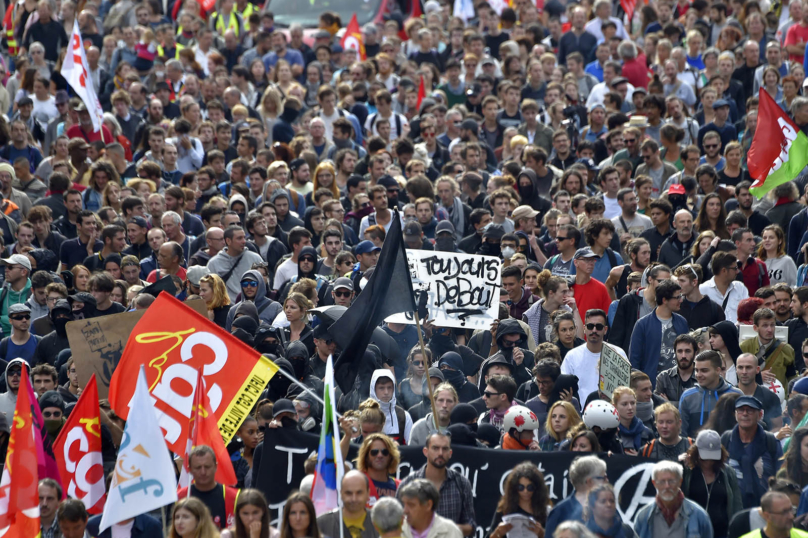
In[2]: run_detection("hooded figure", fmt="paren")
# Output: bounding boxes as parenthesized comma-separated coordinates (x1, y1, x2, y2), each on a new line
(28, 249, 59, 273)
(32, 300, 71, 367)
(369, 369, 413, 444)
(225, 270, 283, 331)
(273, 104, 300, 145)
(467, 353, 523, 414)
(338, 349, 382, 413)
(262, 356, 294, 402)
(516, 169, 552, 220)
(254, 324, 286, 357)
(231, 316, 258, 347)
(0, 358, 27, 420)
(495, 319, 535, 387)
(437, 352, 480, 403)
(408, 367, 446, 422)
(710, 320, 744, 386)
(68, 292, 97, 320)
(287, 384, 323, 431)
(285, 340, 324, 396)
(39, 390, 66, 443)
(270, 188, 305, 232)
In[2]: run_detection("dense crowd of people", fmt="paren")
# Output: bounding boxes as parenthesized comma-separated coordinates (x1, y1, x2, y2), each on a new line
(6, 0, 808, 536)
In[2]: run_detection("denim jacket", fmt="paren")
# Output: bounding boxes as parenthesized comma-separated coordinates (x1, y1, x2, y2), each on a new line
(634, 497, 713, 538)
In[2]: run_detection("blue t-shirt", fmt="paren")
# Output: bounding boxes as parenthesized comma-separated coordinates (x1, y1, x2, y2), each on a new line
(5, 335, 38, 364)
(0, 145, 42, 173)
(592, 249, 624, 284)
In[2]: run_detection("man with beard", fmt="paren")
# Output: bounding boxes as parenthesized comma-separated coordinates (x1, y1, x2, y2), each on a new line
(317, 229, 343, 276)
(734, 181, 772, 237)
(360, 185, 396, 237)
(605, 237, 650, 300)
(562, 308, 625, 401)
(407, 383, 458, 445)
(673, 264, 726, 329)
(225, 270, 282, 330)
(0, 358, 27, 418)
(658, 209, 696, 268)
(377, 176, 403, 212)
(397, 433, 475, 536)
(66, 102, 113, 144)
(634, 461, 712, 538)
(773, 284, 793, 323)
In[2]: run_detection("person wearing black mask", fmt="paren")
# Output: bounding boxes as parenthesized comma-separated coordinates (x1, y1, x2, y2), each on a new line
(493, 319, 536, 387)
(32, 300, 72, 367)
(285, 340, 324, 396)
(516, 169, 552, 220)
(253, 325, 285, 357)
(477, 223, 505, 257)
(437, 351, 480, 403)
(40, 390, 67, 443)
(262, 357, 295, 402)
(435, 221, 461, 253)
(67, 292, 97, 320)
(450, 402, 482, 432)
(231, 315, 258, 347)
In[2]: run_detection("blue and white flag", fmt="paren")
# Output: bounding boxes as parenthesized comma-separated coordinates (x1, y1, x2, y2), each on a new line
(310, 355, 344, 516)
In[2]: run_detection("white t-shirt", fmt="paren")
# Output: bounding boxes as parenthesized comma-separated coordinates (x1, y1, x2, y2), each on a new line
(612, 213, 654, 238)
(560, 343, 627, 402)
(111, 520, 135, 538)
(273, 258, 298, 290)
(32, 95, 58, 124)
(603, 194, 621, 219)
(699, 279, 749, 323)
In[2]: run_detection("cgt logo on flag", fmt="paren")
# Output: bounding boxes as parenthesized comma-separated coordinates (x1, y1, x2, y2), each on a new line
(341, 14, 366, 60)
(61, 19, 104, 133)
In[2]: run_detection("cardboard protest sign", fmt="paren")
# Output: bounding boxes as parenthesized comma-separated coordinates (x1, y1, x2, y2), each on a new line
(387, 250, 501, 329)
(599, 343, 631, 399)
(108, 294, 278, 453)
(68, 299, 207, 399)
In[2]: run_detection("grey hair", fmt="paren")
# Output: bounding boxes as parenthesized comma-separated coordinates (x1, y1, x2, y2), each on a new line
(554, 522, 597, 538)
(593, 0, 610, 10)
(162, 210, 182, 226)
(289, 23, 303, 33)
(166, 59, 182, 71)
(791, 97, 808, 117)
(29, 42, 45, 53)
(618, 40, 637, 60)
(398, 479, 440, 511)
(652, 460, 683, 482)
(568, 455, 607, 489)
(363, 23, 378, 35)
(102, 113, 122, 137)
(371, 498, 404, 534)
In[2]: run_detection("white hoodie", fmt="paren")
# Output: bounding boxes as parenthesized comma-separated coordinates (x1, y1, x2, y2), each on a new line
(369, 369, 413, 443)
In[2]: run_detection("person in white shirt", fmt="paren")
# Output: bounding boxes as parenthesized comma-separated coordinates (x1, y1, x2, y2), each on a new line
(585, 0, 630, 41)
(599, 165, 622, 219)
(699, 251, 749, 323)
(365, 89, 409, 140)
(586, 61, 635, 108)
(561, 309, 626, 401)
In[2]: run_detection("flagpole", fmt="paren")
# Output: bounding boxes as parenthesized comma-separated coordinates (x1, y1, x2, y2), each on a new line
(412, 312, 440, 432)
(263, 356, 342, 418)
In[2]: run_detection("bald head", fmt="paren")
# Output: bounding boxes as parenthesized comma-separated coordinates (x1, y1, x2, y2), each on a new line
(673, 209, 693, 238)
(341, 470, 370, 514)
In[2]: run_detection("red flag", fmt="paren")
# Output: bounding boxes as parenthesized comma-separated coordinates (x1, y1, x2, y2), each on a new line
(341, 14, 366, 60)
(417, 75, 426, 111)
(108, 294, 277, 458)
(0, 363, 41, 537)
(620, 0, 636, 27)
(53, 375, 106, 514)
(187, 369, 237, 486)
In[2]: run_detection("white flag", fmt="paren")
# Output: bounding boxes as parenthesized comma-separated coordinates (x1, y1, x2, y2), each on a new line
(99, 366, 178, 532)
(60, 20, 104, 133)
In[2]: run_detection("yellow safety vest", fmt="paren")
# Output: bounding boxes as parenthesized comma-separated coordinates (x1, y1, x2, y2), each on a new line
(157, 42, 185, 60)
(235, 3, 255, 30)
(213, 10, 240, 37)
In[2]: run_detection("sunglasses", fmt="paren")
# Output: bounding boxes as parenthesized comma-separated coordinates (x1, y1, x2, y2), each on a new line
(42, 411, 62, 418)
(6, 370, 20, 378)
(623, 138, 636, 143)
(483, 390, 501, 398)
(586, 323, 606, 331)
(10, 315, 30, 321)
(370, 448, 390, 457)
(412, 360, 424, 366)
(300, 257, 316, 263)
(360, 202, 371, 208)
(517, 484, 537, 492)
(241, 281, 259, 288)
(556, 236, 568, 241)
(334, 290, 351, 298)
(704, 144, 718, 149)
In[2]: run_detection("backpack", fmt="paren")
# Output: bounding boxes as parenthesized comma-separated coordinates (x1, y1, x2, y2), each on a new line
(369, 113, 403, 138)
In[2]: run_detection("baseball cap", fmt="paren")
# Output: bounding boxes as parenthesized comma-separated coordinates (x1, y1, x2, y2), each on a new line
(712, 99, 730, 109)
(72, 100, 87, 112)
(460, 118, 478, 132)
(333, 277, 354, 291)
(68, 138, 89, 151)
(186, 266, 210, 287)
(436, 220, 455, 237)
(669, 184, 686, 195)
(55, 90, 69, 104)
(403, 221, 422, 238)
(8, 304, 31, 316)
(465, 83, 482, 97)
(573, 247, 599, 260)
(272, 398, 296, 418)
(331, 44, 344, 54)
(588, 103, 605, 113)
(355, 240, 381, 255)
(735, 395, 763, 410)
(481, 57, 495, 66)
(17, 96, 33, 107)
(289, 158, 306, 172)
(576, 158, 599, 171)
(314, 29, 331, 40)
(0, 254, 31, 272)
(511, 206, 539, 222)
(128, 216, 149, 229)
(695, 430, 722, 460)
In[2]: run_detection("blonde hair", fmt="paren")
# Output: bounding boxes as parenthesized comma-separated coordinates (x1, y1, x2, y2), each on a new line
(169, 498, 221, 538)
(545, 401, 582, 441)
(510, 135, 528, 150)
(611, 386, 636, 406)
(356, 433, 400, 474)
(199, 273, 230, 309)
(284, 292, 312, 314)
(358, 399, 385, 428)
(260, 86, 284, 118)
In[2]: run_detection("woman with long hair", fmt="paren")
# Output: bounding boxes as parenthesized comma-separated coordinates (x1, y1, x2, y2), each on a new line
(583, 484, 635, 538)
(612, 387, 654, 454)
(682, 431, 743, 538)
(222, 489, 279, 538)
(279, 492, 320, 538)
(635, 176, 653, 215)
(35, 135, 74, 183)
(702, 391, 740, 435)
(709, 322, 743, 385)
(692, 230, 716, 259)
(259, 86, 283, 145)
(71, 265, 91, 293)
(399, 347, 432, 410)
(199, 273, 231, 327)
(169, 498, 221, 538)
(489, 462, 549, 538)
(552, 311, 584, 359)
(694, 192, 729, 239)
(539, 401, 581, 451)
(102, 181, 122, 214)
(303, 207, 325, 247)
(308, 162, 338, 206)
(659, 124, 685, 170)
(283, 293, 314, 354)
(566, 427, 602, 452)
(83, 161, 121, 212)
(758, 224, 797, 285)
(273, 59, 296, 97)
(780, 428, 808, 489)
(762, 65, 783, 102)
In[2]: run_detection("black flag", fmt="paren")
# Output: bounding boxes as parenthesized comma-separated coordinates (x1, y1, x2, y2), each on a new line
(329, 213, 416, 393)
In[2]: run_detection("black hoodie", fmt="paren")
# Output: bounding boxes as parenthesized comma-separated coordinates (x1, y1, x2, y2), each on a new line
(494, 319, 535, 387)
(516, 169, 552, 223)
(33, 300, 71, 366)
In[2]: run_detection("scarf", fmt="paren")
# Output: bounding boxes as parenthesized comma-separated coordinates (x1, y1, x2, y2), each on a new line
(501, 432, 527, 450)
(447, 196, 465, 237)
(655, 490, 684, 526)
(114, 75, 124, 90)
(489, 400, 516, 430)
(586, 515, 625, 538)
(617, 416, 646, 450)
(636, 401, 654, 424)
(728, 424, 768, 506)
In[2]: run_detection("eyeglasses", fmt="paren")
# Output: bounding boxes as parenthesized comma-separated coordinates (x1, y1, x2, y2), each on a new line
(769, 507, 798, 516)
(241, 281, 258, 288)
(592, 476, 608, 482)
(482, 390, 501, 398)
(300, 257, 315, 263)
(370, 448, 390, 457)
(334, 290, 351, 298)
(670, 295, 683, 300)
(586, 323, 606, 331)
(42, 411, 62, 418)
(10, 314, 30, 321)
(517, 484, 537, 492)
(704, 144, 719, 149)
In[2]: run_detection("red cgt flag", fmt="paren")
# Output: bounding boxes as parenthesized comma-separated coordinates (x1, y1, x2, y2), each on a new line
(108, 293, 278, 458)
(53, 375, 106, 514)
(341, 14, 366, 60)
(417, 75, 426, 111)
(0, 363, 41, 538)
(186, 369, 237, 486)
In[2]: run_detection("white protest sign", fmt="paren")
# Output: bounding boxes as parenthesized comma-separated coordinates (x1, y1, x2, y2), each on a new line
(598, 343, 631, 398)
(386, 250, 502, 329)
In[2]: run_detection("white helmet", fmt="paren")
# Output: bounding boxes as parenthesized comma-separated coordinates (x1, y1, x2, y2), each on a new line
(765, 379, 786, 412)
(583, 400, 620, 430)
(503, 406, 540, 432)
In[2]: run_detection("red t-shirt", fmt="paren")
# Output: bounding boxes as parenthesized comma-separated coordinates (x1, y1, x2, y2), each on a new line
(65, 124, 114, 144)
(147, 267, 187, 283)
(784, 22, 808, 63)
(571, 277, 611, 319)
(622, 56, 650, 90)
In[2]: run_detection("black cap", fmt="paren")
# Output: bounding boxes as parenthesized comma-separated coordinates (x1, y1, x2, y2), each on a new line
(460, 118, 478, 134)
(273, 398, 296, 417)
(735, 395, 763, 410)
(39, 391, 66, 413)
(466, 82, 482, 97)
(289, 158, 306, 171)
